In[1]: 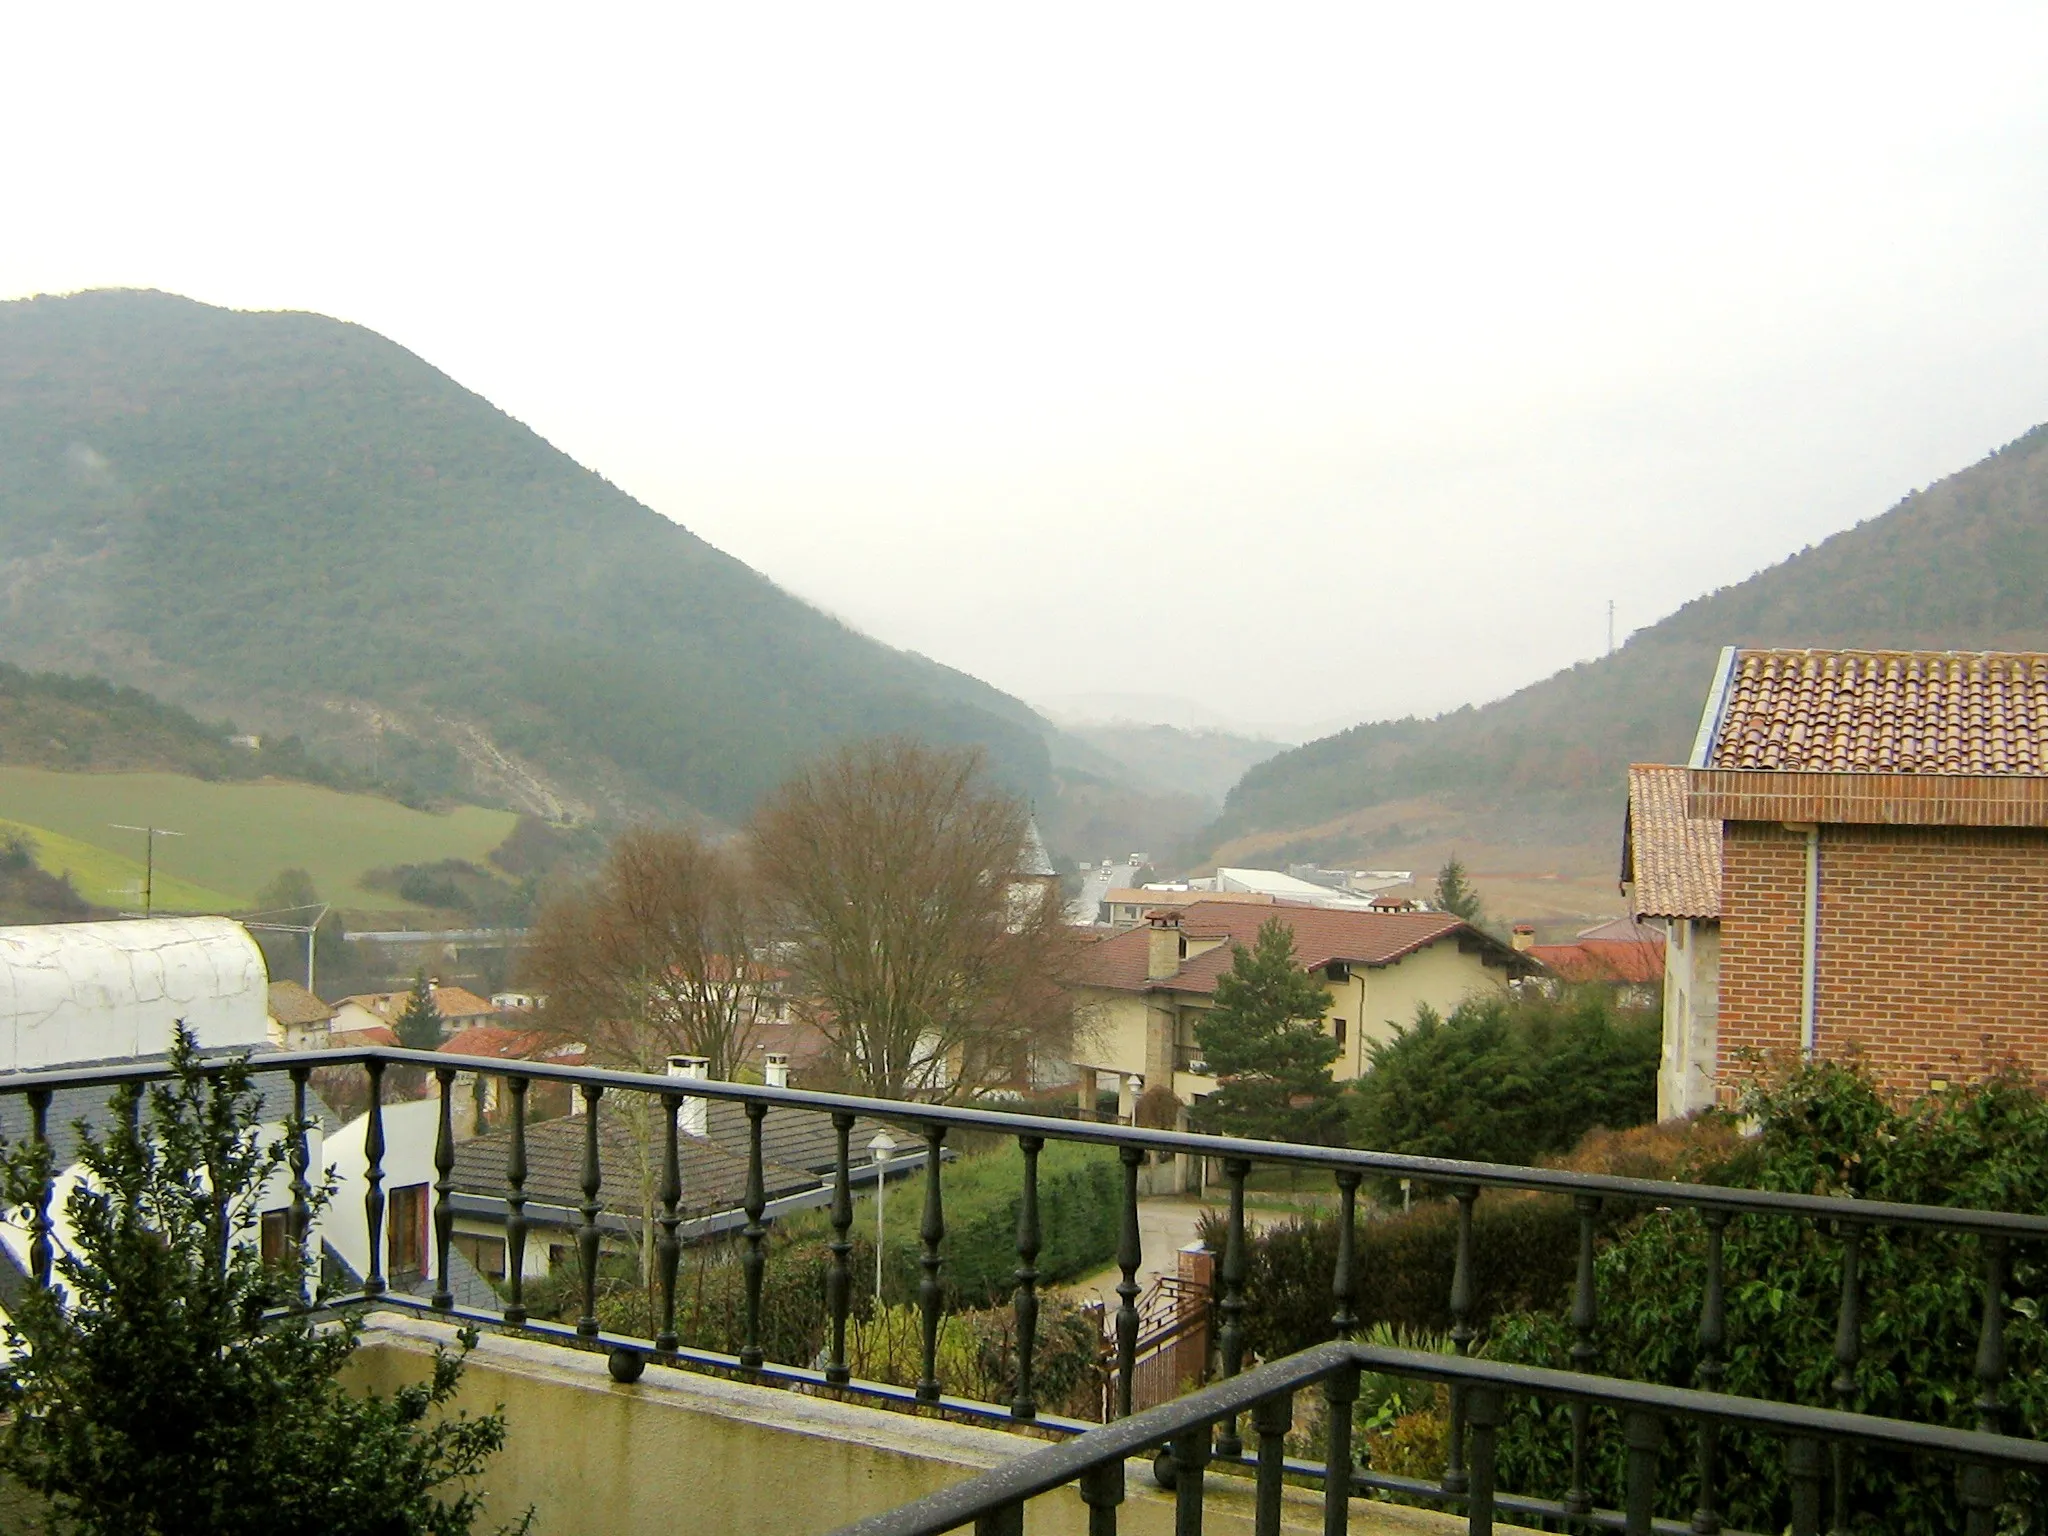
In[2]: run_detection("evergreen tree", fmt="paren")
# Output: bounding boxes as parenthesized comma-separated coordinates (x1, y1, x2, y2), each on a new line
(0, 1026, 526, 1535)
(1191, 919, 1344, 1144)
(396, 972, 444, 1051)
(1433, 855, 1484, 922)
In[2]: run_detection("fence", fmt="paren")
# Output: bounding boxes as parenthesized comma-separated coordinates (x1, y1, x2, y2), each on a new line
(3, 1043, 2046, 1524)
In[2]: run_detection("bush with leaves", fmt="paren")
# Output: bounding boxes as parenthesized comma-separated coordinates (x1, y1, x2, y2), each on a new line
(1487, 1059, 2048, 1535)
(0, 1025, 526, 1536)
(1348, 986, 1659, 1170)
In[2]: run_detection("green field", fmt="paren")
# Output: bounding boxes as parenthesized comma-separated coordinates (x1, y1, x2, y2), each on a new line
(0, 767, 518, 911)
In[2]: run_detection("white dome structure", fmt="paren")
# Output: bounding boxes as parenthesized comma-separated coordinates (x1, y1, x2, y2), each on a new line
(0, 918, 269, 1072)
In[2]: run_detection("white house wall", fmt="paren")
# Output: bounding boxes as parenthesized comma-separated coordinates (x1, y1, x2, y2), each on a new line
(320, 1099, 441, 1282)
(1659, 919, 1721, 1118)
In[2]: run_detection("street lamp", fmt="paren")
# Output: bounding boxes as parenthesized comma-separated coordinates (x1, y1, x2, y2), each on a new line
(867, 1130, 898, 1302)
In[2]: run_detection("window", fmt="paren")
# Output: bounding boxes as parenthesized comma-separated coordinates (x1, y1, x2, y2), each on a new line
(389, 1184, 428, 1277)
(260, 1208, 289, 1265)
(454, 1231, 505, 1281)
(1333, 1018, 1348, 1049)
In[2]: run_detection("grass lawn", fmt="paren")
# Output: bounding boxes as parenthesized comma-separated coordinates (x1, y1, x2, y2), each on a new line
(0, 815, 239, 912)
(0, 766, 518, 911)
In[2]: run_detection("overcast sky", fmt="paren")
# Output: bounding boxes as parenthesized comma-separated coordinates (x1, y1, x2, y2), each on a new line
(6, 4, 2048, 739)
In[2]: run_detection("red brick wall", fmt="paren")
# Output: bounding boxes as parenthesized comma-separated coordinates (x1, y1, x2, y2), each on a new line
(1718, 821, 2048, 1099)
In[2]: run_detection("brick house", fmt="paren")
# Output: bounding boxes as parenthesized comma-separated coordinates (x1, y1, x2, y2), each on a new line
(1656, 646, 2048, 1106)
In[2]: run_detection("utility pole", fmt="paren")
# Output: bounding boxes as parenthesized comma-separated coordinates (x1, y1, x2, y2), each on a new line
(1607, 599, 1616, 657)
(111, 824, 183, 917)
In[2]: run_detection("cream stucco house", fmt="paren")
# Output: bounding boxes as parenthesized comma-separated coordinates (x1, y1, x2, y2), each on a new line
(1066, 901, 1539, 1123)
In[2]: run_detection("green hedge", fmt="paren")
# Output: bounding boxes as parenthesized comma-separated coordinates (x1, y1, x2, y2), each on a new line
(783, 1140, 1122, 1308)
(1201, 1192, 1591, 1362)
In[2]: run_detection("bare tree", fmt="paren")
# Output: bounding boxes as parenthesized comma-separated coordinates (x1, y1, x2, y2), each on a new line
(749, 738, 1072, 1103)
(522, 825, 773, 1079)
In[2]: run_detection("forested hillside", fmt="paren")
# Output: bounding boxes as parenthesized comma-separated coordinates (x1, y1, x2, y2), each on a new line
(1209, 421, 2048, 865)
(0, 290, 1059, 824)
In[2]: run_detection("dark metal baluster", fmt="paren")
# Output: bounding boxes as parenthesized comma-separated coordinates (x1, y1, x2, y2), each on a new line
(1079, 1460, 1125, 1536)
(1114, 1145, 1143, 1418)
(826, 1111, 854, 1385)
(363, 1058, 387, 1297)
(288, 1068, 312, 1308)
(1563, 1193, 1602, 1518)
(741, 1101, 768, 1370)
(1965, 1234, 2010, 1536)
(1623, 1410, 1661, 1536)
(916, 1123, 947, 1402)
(1324, 1362, 1359, 1536)
(1331, 1170, 1360, 1339)
(432, 1067, 455, 1310)
(1465, 1384, 1504, 1536)
(655, 1094, 682, 1352)
(974, 1506, 1023, 1536)
(503, 1075, 529, 1325)
(577, 1083, 604, 1337)
(1252, 1390, 1291, 1536)
(1172, 1424, 1212, 1535)
(1787, 1436, 1824, 1536)
(1692, 1208, 1729, 1535)
(1012, 1134, 1042, 1420)
(1444, 1184, 1478, 1495)
(26, 1088, 52, 1290)
(1215, 1157, 1251, 1458)
(1829, 1221, 1863, 1534)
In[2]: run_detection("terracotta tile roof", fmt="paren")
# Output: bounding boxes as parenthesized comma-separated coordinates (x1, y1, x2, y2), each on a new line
(1623, 765, 1722, 920)
(1070, 901, 1537, 995)
(327, 1025, 399, 1049)
(339, 985, 500, 1022)
(438, 1025, 583, 1063)
(1525, 939, 1665, 985)
(267, 980, 334, 1027)
(1707, 649, 2048, 775)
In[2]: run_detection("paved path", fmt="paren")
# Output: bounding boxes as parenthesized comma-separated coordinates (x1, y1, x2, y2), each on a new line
(1059, 1195, 1274, 1310)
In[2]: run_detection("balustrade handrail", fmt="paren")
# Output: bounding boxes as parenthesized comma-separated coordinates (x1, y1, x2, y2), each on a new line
(829, 1340, 2048, 1536)
(7, 1044, 2046, 1239)
(3, 1038, 2042, 1535)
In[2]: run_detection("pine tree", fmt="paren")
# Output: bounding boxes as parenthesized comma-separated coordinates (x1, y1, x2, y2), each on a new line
(1191, 919, 1345, 1145)
(1433, 855, 1484, 922)
(396, 972, 444, 1051)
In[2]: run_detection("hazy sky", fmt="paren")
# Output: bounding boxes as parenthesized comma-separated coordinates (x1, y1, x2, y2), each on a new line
(6, 5, 2048, 739)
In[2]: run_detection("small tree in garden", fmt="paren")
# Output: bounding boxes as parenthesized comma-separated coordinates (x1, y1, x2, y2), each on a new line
(396, 970, 445, 1051)
(0, 1025, 528, 1536)
(1192, 918, 1344, 1144)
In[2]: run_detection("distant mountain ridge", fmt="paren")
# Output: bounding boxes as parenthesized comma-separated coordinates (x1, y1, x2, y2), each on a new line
(1207, 421, 2048, 868)
(0, 290, 1068, 825)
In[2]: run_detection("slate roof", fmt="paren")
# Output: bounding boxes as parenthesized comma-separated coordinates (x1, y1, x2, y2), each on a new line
(1071, 901, 1538, 995)
(699, 1100, 894, 1177)
(1706, 649, 2048, 775)
(449, 1114, 816, 1218)
(1621, 765, 1722, 920)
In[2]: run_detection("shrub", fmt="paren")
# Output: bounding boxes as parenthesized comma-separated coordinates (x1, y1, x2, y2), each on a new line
(1487, 1059, 2048, 1535)
(1348, 987, 1659, 1170)
(0, 1026, 524, 1536)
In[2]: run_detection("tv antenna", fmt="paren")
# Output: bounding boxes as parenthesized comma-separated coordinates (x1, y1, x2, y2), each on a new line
(1606, 599, 1616, 657)
(110, 824, 183, 917)
(243, 904, 332, 994)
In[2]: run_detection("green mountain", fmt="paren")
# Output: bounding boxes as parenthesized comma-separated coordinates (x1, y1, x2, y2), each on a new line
(1208, 422, 2048, 867)
(0, 290, 1059, 824)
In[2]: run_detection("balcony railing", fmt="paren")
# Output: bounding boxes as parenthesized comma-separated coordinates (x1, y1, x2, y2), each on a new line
(4, 1044, 2046, 1529)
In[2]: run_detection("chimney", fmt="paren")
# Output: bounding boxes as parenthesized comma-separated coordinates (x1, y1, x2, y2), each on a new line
(1511, 923, 1536, 952)
(764, 1052, 791, 1089)
(1146, 910, 1184, 981)
(668, 1054, 710, 1136)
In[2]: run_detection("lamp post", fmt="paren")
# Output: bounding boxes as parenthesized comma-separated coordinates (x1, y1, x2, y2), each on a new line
(868, 1130, 898, 1302)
